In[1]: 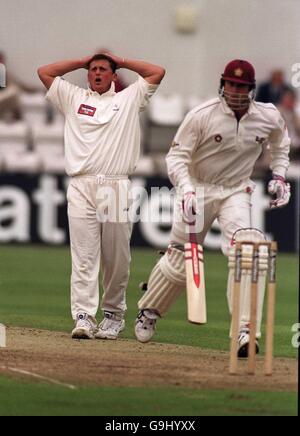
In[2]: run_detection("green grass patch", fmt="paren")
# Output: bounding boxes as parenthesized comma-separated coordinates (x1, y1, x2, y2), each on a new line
(0, 246, 298, 416)
(0, 246, 298, 357)
(0, 375, 297, 416)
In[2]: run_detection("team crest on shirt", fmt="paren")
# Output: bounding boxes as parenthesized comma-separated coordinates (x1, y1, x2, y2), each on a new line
(78, 104, 96, 117)
(255, 136, 267, 145)
(214, 134, 222, 143)
(171, 141, 180, 148)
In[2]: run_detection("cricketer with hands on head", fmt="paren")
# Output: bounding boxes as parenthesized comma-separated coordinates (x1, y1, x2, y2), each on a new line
(38, 52, 165, 340)
(135, 60, 290, 358)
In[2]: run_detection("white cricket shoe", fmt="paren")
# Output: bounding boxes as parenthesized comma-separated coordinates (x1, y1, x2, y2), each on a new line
(95, 311, 125, 340)
(72, 313, 96, 339)
(238, 328, 259, 358)
(135, 310, 158, 343)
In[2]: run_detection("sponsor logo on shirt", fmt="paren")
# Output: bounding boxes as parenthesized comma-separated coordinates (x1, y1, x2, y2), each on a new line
(78, 104, 96, 117)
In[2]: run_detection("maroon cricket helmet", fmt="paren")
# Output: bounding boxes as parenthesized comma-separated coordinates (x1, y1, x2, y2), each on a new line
(221, 59, 256, 87)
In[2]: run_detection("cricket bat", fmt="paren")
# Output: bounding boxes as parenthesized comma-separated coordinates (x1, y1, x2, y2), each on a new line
(184, 228, 207, 324)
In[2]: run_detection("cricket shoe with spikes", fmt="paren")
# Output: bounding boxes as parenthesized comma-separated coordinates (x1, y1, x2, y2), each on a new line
(95, 311, 125, 340)
(238, 327, 259, 358)
(135, 309, 159, 343)
(72, 313, 97, 339)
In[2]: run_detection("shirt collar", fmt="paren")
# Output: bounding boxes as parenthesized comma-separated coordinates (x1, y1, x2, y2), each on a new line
(219, 96, 233, 114)
(247, 100, 260, 115)
(87, 81, 116, 97)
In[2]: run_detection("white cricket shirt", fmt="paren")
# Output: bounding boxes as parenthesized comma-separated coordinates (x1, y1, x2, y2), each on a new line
(167, 97, 291, 190)
(46, 76, 158, 176)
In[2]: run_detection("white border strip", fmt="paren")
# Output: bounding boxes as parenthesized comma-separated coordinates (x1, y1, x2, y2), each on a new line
(0, 365, 76, 390)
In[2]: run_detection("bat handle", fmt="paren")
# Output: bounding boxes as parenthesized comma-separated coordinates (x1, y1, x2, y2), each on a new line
(189, 223, 197, 244)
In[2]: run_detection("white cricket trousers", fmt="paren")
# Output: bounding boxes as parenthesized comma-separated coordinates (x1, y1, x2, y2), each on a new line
(170, 180, 255, 253)
(170, 180, 266, 336)
(67, 175, 133, 320)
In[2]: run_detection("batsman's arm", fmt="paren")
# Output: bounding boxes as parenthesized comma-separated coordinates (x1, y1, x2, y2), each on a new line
(269, 112, 291, 179)
(102, 53, 165, 85)
(166, 112, 199, 193)
(37, 56, 93, 89)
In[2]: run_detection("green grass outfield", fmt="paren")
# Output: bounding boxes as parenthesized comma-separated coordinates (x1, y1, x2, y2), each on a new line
(0, 245, 298, 416)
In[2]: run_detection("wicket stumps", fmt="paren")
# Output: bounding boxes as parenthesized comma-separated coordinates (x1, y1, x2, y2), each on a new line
(229, 241, 277, 376)
(0, 324, 6, 348)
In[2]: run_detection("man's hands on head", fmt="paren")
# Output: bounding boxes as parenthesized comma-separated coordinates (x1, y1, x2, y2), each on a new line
(268, 174, 291, 209)
(37, 52, 165, 91)
(81, 54, 119, 70)
(98, 53, 165, 84)
(38, 57, 95, 89)
(100, 52, 124, 69)
(81, 55, 95, 69)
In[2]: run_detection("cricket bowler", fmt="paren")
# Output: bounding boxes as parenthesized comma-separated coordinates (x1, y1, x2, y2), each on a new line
(38, 53, 165, 340)
(135, 59, 291, 357)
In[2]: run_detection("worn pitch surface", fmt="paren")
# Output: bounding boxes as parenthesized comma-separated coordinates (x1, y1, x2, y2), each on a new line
(0, 327, 297, 392)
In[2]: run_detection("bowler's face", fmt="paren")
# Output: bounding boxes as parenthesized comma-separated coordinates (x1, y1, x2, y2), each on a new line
(88, 60, 117, 94)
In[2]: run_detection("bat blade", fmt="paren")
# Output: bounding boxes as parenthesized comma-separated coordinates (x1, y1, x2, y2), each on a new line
(185, 242, 207, 324)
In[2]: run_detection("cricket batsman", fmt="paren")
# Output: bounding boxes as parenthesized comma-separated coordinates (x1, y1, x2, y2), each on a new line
(135, 59, 291, 357)
(38, 53, 165, 340)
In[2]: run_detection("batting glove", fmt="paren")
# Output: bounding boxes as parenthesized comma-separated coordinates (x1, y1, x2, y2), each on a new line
(181, 186, 197, 224)
(268, 175, 291, 209)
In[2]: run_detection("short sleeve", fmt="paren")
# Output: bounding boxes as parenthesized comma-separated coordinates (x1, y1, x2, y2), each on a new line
(124, 76, 159, 112)
(45, 77, 79, 115)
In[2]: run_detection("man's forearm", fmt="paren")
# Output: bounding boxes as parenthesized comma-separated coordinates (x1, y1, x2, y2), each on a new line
(269, 135, 290, 179)
(104, 53, 165, 85)
(123, 58, 165, 84)
(166, 152, 193, 192)
(38, 56, 91, 89)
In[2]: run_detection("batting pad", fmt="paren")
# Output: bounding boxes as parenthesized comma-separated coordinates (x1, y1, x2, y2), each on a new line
(138, 246, 186, 316)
